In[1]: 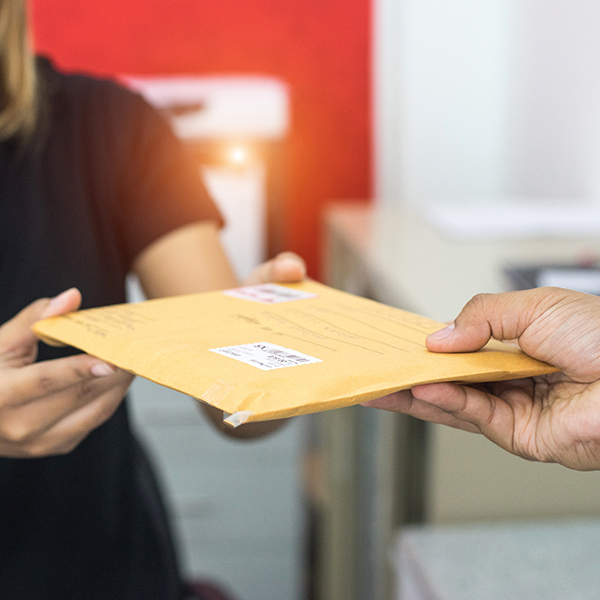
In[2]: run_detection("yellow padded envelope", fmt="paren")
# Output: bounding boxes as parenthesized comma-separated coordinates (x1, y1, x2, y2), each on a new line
(33, 280, 556, 426)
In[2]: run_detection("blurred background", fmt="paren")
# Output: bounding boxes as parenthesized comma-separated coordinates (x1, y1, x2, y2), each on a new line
(30, 1, 600, 599)
(31, 0, 372, 281)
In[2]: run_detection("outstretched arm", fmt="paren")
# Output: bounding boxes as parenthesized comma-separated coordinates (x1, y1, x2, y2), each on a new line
(132, 220, 306, 438)
(365, 287, 600, 470)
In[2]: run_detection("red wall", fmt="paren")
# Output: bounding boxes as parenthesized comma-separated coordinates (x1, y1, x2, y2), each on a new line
(31, 0, 372, 278)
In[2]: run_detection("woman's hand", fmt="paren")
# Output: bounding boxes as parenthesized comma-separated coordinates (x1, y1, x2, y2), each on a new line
(243, 251, 306, 286)
(0, 289, 133, 457)
(364, 287, 600, 471)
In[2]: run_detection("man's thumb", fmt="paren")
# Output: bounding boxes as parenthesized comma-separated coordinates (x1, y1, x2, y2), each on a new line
(425, 288, 559, 353)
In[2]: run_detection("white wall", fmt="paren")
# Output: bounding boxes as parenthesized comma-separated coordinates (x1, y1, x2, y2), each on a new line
(505, 1, 600, 198)
(375, 0, 600, 205)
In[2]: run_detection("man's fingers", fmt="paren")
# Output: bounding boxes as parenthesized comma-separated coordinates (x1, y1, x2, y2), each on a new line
(425, 287, 572, 353)
(426, 288, 600, 382)
(412, 383, 517, 450)
(363, 391, 480, 433)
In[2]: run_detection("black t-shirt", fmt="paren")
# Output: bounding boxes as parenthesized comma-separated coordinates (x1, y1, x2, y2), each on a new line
(0, 59, 222, 599)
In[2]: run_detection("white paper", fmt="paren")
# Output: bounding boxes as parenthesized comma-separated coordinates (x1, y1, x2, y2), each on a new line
(210, 342, 322, 371)
(223, 284, 318, 304)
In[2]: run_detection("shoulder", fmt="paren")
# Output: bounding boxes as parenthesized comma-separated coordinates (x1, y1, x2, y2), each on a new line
(37, 57, 175, 167)
(38, 57, 150, 121)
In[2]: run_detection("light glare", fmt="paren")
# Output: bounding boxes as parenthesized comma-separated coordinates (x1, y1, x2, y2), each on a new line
(229, 145, 248, 165)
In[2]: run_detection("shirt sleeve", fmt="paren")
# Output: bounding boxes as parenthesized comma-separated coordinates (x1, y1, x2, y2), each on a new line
(107, 87, 224, 265)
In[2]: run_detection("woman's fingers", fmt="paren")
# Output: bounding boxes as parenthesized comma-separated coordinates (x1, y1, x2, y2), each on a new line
(268, 252, 306, 282)
(0, 290, 134, 457)
(39, 288, 82, 319)
(5, 354, 119, 405)
(0, 289, 82, 365)
(0, 356, 132, 451)
(24, 376, 133, 457)
(243, 252, 306, 286)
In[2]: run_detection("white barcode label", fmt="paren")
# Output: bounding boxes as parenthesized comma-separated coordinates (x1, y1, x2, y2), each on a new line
(210, 342, 322, 371)
(223, 284, 317, 304)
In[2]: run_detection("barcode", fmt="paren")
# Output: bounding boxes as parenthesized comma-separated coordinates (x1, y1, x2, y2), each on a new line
(262, 347, 310, 363)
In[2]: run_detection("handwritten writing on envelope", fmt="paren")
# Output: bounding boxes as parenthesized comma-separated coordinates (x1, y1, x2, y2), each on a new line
(33, 281, 556, 425)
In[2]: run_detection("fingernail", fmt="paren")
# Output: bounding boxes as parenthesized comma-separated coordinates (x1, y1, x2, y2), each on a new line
(428, 323, 455, 341)
(48, 288, 75, 309)
(42, 289, 76, 318)
(91, 362, 116, 377)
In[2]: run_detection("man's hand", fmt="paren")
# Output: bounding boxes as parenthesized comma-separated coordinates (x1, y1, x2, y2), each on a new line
(0, 289, 133, 457)
(364, 287, 600, 471)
